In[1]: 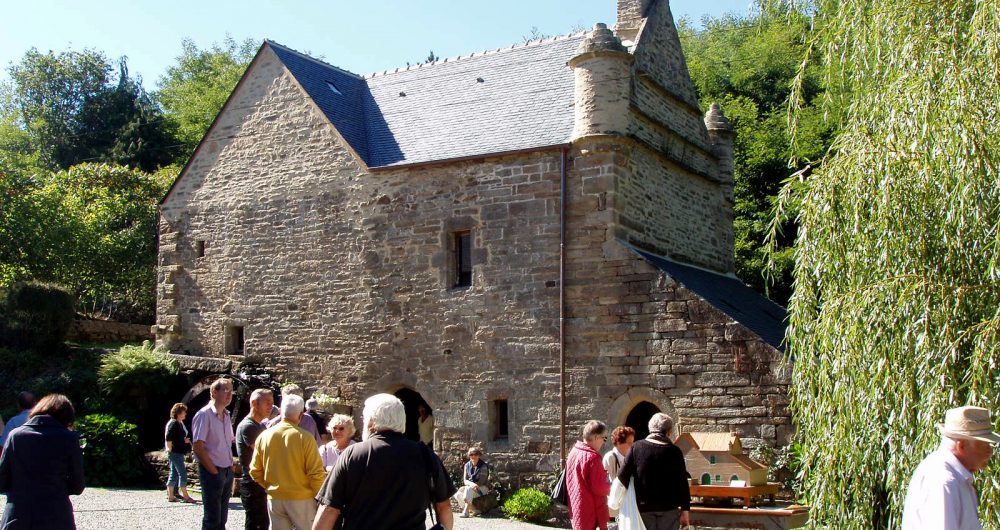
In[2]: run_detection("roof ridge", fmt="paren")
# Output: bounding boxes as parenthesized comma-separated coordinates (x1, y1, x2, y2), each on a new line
(360, 30, 589, 80)
(265, 39, 363, 80)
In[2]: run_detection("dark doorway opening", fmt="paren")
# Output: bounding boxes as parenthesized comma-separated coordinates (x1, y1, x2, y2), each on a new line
(393, 388, 430, 442)
(625, 401, 661, 441)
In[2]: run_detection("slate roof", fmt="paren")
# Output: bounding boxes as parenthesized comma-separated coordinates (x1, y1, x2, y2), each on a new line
(266, 36, 585, 168)
(626, 244, 788, 351)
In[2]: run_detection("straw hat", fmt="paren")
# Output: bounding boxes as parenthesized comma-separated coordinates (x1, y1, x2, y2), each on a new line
(939, 406, 1000, 444)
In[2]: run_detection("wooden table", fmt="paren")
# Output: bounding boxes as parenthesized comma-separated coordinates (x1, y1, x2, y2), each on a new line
(690, 504, 810, 530)
(689, 483, 781, 507)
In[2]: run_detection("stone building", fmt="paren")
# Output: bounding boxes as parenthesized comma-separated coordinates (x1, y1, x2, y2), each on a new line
(155, 0, 791, 483)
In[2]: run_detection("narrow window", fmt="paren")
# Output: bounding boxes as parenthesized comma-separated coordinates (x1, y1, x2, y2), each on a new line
(493, 399, 509, 439)
(709, 455, 717, 465)
(453, 231, 472, 288)
(195, 240, 206, 258)
(715, 474, 721, 483)
(225, 325, 245, 355)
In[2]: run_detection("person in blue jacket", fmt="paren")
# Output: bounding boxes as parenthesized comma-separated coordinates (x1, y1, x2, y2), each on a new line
(0, 394, 85, 529)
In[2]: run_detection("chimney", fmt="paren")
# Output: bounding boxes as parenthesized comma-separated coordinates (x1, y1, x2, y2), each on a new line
(615, 0, 654, 44)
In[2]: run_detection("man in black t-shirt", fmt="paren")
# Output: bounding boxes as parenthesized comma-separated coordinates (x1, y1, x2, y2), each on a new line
(313, 393, 455, 530)
(235, 388, 274, 530)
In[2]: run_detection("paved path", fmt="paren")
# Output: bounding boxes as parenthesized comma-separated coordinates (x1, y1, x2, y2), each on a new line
(2, 488, 557, 529)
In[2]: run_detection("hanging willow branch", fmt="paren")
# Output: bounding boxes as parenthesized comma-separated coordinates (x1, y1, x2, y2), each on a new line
(766, 0, 1000, 528)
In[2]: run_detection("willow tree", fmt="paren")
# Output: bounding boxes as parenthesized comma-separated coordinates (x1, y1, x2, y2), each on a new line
(771, 1, 1000, 528)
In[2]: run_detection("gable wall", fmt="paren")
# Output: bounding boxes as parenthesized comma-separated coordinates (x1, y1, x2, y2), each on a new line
(563, 139, 789, 451)
(611, 0, 735, 273)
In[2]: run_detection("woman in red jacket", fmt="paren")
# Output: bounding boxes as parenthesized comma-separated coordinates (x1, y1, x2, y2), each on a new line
(566, 420, 611, 530)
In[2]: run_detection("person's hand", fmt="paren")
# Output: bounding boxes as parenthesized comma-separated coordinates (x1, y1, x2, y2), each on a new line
(184, 437, 191, 443)
(680, 510, 690, 528)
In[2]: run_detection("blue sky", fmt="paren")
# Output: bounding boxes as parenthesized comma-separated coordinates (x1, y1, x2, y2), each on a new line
(1, 1, 752, 89)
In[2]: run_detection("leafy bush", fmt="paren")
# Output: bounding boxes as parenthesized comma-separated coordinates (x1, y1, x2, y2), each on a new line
(98, 341, 179, 397)
(0, 347, 101, 420)
(76, 413, 143, 486)
(502, 487, 552, 523)
(0, 281, 75, 353)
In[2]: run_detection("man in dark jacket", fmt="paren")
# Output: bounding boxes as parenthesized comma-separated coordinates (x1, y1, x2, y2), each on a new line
(617, 413, 691, 530)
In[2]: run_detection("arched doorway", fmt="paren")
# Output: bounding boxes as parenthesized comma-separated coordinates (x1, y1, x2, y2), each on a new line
(624, 401, 661, 441)
(393, 388, 431, 442)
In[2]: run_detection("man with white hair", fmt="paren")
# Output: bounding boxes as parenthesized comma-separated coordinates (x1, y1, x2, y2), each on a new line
(250, 394, 327, 530)
(312, 393, 455, 530)
(266, 384, 321, 444)
(902, 405, 999, 530)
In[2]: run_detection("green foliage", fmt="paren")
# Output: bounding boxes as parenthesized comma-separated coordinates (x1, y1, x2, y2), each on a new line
(0, 281, 75, 353)
(157, 37, 256, 154)
(680, 12, 834, 304)
(0, 163, 173, 322)
(0, 347, 102, 420)
(5, 48, 179, 171)
(76, 413, 144, 486)
(749, 442, 802, 494)
(770, 0, 1000, 528)
(501, 488, 552, 523)
(98, 341, 179, 415)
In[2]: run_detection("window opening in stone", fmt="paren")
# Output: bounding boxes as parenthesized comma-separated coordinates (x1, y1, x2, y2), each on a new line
(195, 240, 206, 258)
(731, 474, 740, 482)
(225, 325, 245, 355)
(709, 455, 717, 465)
(715, 474, 721, 483)
(453, 231, 472, 288)
(493, 399, 509, 439)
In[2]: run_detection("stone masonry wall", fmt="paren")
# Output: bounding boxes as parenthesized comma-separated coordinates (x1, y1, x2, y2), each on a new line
(563, 139, 790, 449)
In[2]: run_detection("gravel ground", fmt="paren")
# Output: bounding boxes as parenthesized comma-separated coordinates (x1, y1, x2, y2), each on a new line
(1, 488, 556, 529)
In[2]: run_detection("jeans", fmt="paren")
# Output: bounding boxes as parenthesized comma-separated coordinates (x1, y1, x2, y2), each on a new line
(166, 452, 188, 487)
(640, 510, 680, 530)
(239, 478, 270, 530)
(199, 464, 233, 530)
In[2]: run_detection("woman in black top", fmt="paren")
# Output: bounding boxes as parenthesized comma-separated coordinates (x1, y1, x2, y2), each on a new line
(617, 413, 691, 530)
(164, 403, 196, 503)
(0, 394, 85, 529)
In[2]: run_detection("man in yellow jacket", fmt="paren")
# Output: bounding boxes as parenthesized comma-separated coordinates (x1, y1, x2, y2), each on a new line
(250, 394, 327, 530)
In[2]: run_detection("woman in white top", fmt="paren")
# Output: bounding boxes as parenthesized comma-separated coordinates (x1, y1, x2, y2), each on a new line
(318, 414, 356, 471)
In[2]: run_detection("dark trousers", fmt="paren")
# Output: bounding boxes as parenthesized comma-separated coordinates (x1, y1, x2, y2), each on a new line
(199, 464, 234, 530)
(640, 510, 680, 530)
(239, 478, 269, 530)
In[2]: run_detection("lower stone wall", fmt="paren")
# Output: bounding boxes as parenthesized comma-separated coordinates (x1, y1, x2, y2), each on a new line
(69, 319, 154, 344)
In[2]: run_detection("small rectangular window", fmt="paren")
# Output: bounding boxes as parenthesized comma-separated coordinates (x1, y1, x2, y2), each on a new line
(493, 399, 509, 439)
(195, 240, 206, 258)
(453, 231, 472, 288)
(225, 325, 244, 355)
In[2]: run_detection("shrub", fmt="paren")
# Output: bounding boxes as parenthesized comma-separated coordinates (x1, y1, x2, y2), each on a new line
(98, 341, 179, 404)
(502, 487, 552, 523)
(0, 281, 75, 353)
(76, 413, 144, 486)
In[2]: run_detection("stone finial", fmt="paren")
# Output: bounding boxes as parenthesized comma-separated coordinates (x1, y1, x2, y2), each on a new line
(576, 23, 628, 55)
(704, 103, 733, 132)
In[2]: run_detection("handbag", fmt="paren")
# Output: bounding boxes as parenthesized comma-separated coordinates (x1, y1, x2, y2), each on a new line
(550, 469, 569, 506)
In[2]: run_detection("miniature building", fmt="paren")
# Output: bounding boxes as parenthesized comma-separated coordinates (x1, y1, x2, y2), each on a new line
(675, 432, 768, 486)
(154, 0, 792, 485)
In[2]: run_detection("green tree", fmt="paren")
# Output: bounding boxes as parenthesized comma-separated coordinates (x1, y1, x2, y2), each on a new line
(157, 37, 257, 154)
(680, 13, 833, 304)
(6, 48, 179, 171)
(0, 163, 172, 322)
(772, 1, 1000, 528)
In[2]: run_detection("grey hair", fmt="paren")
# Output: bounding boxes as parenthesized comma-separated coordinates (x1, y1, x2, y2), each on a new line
(581, 420, 607, 441)
(327, 413, 356, 438)
(281, 383, 304, 397)
(305, 398, 319, 411)
(280, 394, 305, 419)
(648, 413, 674, 435)
(467, 446, 483, 456)
(363, 393, 406, 433)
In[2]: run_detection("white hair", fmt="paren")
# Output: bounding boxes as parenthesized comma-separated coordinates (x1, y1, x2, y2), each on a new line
(363, 393, 406, 434)
(648, 413, 675, 435)
(281, 394, 305, 419)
